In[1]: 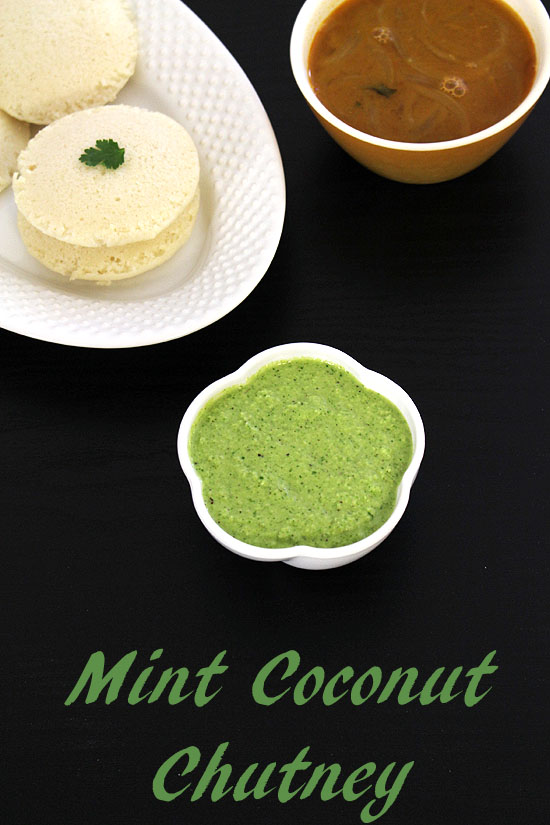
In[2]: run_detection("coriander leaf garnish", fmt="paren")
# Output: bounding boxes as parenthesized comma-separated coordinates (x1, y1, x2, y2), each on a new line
(79, 139, 125, 169)
(367, 84, 397, 98)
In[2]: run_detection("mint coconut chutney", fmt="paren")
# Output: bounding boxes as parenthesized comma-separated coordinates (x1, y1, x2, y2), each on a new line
(189, 358, 413, 548)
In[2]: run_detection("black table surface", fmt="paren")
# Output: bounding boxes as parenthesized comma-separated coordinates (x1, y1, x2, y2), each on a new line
(3, 1, 549, 823)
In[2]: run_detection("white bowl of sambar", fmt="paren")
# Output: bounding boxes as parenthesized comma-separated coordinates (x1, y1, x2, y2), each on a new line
(290, 0, 550, 183)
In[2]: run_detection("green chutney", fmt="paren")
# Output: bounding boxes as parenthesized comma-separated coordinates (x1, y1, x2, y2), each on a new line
(189, 358, 413, 548)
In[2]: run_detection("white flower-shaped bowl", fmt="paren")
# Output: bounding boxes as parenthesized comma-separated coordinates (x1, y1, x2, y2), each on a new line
(177, 343, 425, 569)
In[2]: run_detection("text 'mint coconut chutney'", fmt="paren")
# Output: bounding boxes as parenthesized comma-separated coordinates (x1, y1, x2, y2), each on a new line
(189, 357, 413, 549)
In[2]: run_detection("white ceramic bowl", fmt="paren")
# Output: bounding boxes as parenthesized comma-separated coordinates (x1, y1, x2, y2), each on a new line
(177, 343, 425, 569)
(290, 0, 550, 183)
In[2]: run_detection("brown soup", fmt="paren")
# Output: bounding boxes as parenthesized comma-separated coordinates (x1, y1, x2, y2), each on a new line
(308, 0, 536, 143)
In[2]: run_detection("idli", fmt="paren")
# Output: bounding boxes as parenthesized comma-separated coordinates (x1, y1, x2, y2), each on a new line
(0, 0, 138, 125)
(0, 111, 30, 192)
(13, 105, 200, 246)
(17, 191, 200, 282)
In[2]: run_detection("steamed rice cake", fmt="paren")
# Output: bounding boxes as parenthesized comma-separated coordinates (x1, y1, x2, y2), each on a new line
(0, 111, 30, 192)
(13, 105, 200, 246)
(13, 105, 200, 281)
(0, 0, 138, 125)
(17, 191, 200, 281)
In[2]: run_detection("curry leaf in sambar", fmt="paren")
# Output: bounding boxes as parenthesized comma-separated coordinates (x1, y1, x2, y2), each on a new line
(367, 84, 397, 98)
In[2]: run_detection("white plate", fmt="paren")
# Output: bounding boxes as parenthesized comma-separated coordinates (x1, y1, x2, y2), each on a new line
(0, 0, 286, 348)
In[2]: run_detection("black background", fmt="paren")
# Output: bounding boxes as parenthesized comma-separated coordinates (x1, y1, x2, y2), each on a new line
(3, 0, 549, 822)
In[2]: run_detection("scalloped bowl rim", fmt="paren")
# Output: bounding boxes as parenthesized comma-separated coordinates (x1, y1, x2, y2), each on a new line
(290, 0, 550, 152)
(177, 342, 425, 565)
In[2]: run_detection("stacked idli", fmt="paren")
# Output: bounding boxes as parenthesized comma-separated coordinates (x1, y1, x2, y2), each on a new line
(0, 112, 30, 192)
(13, 105, 200, 281)
(0, 0, 138, 125)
